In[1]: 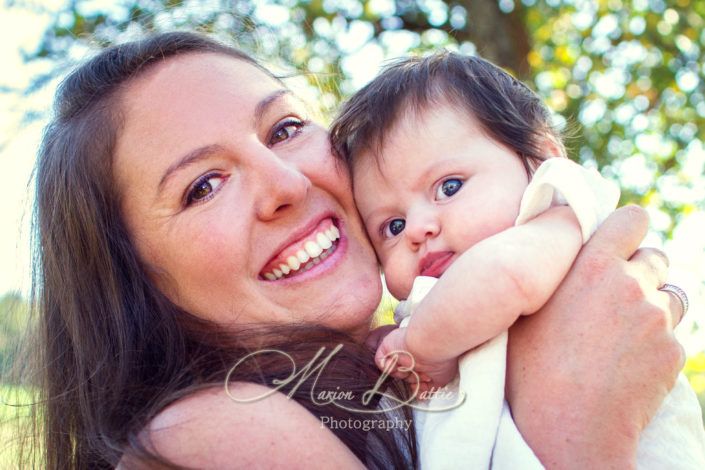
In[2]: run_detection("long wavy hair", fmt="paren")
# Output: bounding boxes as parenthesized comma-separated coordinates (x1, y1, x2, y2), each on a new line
(23, 31, 416, 469)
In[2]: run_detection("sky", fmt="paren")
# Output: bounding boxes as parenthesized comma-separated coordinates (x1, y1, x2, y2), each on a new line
(0, 1, 703, 354)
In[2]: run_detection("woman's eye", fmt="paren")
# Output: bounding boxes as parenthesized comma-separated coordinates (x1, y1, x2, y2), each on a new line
(383, 218, 406, 238)
(186, 173, 225, 205)
(435, 178, 463, 200)
(269, 118, 305, 146)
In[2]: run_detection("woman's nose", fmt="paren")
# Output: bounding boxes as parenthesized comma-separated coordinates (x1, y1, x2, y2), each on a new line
(404, 208, 440, 248)
(253, 153, 311, 221)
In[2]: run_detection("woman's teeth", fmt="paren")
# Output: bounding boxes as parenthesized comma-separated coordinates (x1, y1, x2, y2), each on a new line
(262, 225, 340, 280)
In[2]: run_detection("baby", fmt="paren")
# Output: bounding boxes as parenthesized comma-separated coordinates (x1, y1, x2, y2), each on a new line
(330, 52, 705, 469)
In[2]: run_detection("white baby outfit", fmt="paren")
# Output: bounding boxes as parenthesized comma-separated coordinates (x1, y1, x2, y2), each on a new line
(394, 158, 705, 469)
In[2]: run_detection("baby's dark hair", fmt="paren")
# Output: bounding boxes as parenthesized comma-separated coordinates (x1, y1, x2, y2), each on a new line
(330, 50, 563, 175)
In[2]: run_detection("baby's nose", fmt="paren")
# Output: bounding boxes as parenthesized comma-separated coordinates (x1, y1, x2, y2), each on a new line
(404, 212, 440, 246)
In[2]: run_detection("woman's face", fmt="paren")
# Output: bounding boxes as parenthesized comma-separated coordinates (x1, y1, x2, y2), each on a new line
(113, 53, 382, 336)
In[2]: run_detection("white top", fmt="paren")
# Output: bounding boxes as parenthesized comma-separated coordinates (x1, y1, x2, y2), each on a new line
(395, 158, 705, 469)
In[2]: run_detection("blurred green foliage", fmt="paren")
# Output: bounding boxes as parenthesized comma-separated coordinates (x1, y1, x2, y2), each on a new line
(684, 351, 705, 424)
(9, 0, 705, 240)
(0, 293, 28, 382)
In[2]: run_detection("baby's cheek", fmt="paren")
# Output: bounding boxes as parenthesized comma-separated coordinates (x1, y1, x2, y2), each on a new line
(382, 261, 413, 301)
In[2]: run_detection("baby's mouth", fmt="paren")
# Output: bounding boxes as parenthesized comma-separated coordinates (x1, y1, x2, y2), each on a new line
(259, 218, 340, 281)
(418, 251, 455, 278)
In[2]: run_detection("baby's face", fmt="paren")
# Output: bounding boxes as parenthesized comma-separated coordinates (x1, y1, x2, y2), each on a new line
(352, 102, 529, 300)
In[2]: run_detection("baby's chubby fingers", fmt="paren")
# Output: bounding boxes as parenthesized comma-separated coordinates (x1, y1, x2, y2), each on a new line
(377, 354, 412, 380)
(403, 371, 430, 385)
(375, 328, 414, 376)
(373, 346, 395, 373)
(410, 380, 434, 400)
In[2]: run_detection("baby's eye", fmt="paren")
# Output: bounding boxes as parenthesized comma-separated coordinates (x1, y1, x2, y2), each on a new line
(383, 218, 406, 238)
(185, 173, 226, 206)
(435, 178, 463, 200)
(269, 118, 305, 146)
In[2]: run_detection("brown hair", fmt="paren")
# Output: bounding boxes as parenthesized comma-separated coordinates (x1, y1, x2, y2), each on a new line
(25, 31, 415, 469)
(330, 50, 562, 175)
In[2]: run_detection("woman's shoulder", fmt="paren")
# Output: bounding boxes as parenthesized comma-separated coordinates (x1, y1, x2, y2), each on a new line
(135, 383, 364, 468)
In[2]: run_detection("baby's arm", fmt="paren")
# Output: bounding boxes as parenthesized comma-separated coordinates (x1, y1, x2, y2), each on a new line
(377, 206, 582, 387)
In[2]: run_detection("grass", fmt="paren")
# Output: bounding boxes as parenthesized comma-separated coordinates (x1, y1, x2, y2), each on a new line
(0, 385, 34, 468)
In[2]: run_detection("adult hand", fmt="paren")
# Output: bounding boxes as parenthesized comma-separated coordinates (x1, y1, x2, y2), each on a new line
(506, 205, 685, 469)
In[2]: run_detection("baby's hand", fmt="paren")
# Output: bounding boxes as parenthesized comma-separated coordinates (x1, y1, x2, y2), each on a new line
(375, 327, 458, 398)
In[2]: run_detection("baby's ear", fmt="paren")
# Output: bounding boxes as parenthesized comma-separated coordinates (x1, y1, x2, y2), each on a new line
(527, 133, 566, 173)
(538, 132, 566, 158)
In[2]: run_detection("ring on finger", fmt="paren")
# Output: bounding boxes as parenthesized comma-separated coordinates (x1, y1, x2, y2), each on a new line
(659, 283, 689, 319)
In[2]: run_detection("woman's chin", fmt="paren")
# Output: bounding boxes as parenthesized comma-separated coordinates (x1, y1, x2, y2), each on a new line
(339, 274, 383, 340)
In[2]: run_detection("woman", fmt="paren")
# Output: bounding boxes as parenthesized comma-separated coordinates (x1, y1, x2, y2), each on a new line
(28, 32, 685, 468)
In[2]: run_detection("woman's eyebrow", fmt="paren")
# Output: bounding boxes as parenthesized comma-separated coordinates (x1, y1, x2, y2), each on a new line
(158, 90, 294, 193)
(158, 143, 224, 193)
(254, 89, 292, 126)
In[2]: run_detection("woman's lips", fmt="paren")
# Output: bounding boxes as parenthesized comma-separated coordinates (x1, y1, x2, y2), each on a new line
(418, 251, 455, 278)
(260, 217, 340, 280)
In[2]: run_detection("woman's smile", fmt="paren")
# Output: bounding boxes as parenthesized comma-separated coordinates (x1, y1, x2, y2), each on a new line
(259, 215, 343, 281)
